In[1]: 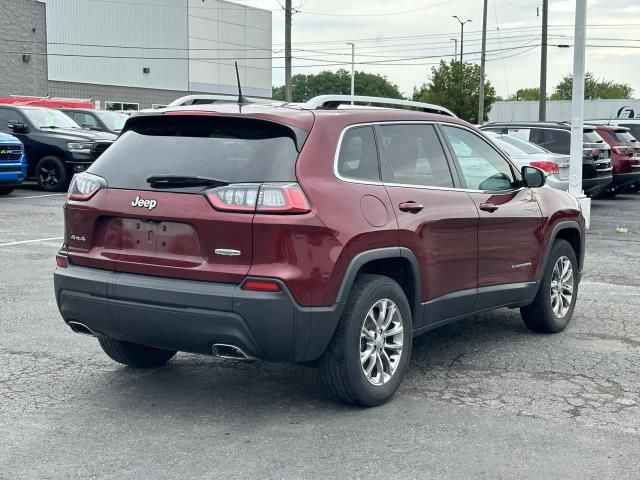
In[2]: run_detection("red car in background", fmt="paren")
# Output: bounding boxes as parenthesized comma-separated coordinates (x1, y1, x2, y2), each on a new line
(590, 124, 640, 194)
(0, 96, 95, 110)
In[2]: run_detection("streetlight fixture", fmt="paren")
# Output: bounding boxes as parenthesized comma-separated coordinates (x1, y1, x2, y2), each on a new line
(452, 16, 472, 63)
(346, 42, 355, 105)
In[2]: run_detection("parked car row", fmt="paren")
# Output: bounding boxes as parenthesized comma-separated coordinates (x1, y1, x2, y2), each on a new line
(480, 121, 640, 197)
(0, 105, 126, 191)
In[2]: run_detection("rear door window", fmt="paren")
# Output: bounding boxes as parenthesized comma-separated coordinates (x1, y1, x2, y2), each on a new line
(336, 126, 380, 182)
(380, 124, 454, 188)
(89, 116, 302, 191)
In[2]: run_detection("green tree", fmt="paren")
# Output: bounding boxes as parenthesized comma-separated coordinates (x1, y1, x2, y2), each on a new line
(412, 60, 497, 123)
(550, 72, 633, 100)
(508, 87, 540, 101)
(271, 69, 403, 102)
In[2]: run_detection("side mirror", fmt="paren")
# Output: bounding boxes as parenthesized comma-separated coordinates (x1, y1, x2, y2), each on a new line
(521, 166, 546, 188)
(7, 121, 29, 134)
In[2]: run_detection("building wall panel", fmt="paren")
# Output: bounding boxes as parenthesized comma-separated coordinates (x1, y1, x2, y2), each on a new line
(46, 0, 189, 91)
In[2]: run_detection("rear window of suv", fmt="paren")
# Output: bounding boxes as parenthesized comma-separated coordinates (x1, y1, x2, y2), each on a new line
(611, 129, 637, 143)
(88, 116, 300, 191)
(583, 130, 605, 144)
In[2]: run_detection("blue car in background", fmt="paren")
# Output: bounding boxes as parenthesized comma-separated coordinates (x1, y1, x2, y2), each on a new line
(0, 132, 27, 195)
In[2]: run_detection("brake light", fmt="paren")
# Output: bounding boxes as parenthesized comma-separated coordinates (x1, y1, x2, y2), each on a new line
(68, 172, 107, 201)
(205, 183, 310, 214)
(612, 145, 632, 155)
(530, 160, 560, 175)
(242, 279, 282, 292)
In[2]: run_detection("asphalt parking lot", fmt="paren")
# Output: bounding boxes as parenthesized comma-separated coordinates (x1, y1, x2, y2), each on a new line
(1, 185, 640, 479)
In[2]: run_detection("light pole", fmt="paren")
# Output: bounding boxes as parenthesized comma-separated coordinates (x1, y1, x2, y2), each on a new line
(451, 38, 458, 60)
(452, 16, 472, 63)
(347, 42, 355, 104)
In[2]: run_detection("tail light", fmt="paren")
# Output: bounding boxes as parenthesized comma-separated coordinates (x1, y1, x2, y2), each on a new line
(68, 172, 107, 201)
(206, 183, 310, 214)
(530, 160, 560, 175)
(612, 145, 633, 155)
(582, 147, 599, 159)
(56, 254, 69, 268)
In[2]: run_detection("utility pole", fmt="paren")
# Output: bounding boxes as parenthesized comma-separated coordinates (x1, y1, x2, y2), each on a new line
(284, 0, 292, 102)
(539, 0, 548, 120)
(451, 38, 458, 60)
(347, 43, 355, 104)
(569, 0, 590, 226)
(453, 16, 472, 63)
(478, 0, 488, 124)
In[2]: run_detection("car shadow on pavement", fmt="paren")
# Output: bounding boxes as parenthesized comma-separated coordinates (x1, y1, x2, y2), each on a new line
(82, 308, 532, 415)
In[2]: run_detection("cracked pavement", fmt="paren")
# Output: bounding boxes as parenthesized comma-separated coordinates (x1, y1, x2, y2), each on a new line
(1, 186, 640, 479)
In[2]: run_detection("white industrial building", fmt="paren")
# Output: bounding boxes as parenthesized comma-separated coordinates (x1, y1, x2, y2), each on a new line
(489, 99, 640, 122)
(1, 0, 272, 109)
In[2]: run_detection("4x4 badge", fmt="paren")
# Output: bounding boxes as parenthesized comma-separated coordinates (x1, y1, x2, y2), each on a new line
(131, 196, 157, 210)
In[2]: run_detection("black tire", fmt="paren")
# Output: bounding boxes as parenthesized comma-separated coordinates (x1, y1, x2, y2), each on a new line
(35, 156, 68, 192)
(0, 187, 14, 195)
(320, 274, 413, 407)
(521, 239, 579, 333)
(98, 337, 177, 368)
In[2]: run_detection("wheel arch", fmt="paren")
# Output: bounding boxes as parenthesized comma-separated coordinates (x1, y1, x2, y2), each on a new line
(539, 220, 584, 284)
(335, 247, 422, 323)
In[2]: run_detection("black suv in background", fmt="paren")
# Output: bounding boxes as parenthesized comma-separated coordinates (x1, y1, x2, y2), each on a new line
(480, 122, 613, 196)
(60, 109, 129, 134)
(0, 105, 116, 191)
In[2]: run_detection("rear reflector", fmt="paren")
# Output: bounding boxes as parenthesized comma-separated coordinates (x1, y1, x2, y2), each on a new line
(241, 280, 282, 292)
(56, 254, 69, 268)
(206, 183, 310, 214)
(530, 160, 560, 175)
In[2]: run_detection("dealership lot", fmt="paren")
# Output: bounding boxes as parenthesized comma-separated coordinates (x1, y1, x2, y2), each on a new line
(1, 186, 640, 479)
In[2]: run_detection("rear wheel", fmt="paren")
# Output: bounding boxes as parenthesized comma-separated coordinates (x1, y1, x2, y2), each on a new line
(98, 337, 177, 368)
(0, 187, 14, 195)
(320, 274, 412, 407)
(36, 156, 68, 192)
(521, 239, 578, 333)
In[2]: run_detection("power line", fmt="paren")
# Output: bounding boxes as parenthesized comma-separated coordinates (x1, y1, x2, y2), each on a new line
(298, 0, 452, 17)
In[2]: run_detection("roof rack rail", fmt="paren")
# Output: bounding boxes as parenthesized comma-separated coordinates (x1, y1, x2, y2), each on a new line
(303, 95, 457, 117)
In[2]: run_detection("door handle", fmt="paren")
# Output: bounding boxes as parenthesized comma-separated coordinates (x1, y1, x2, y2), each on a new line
(479, 202, 498, 213)
(399, 201, 424, 213)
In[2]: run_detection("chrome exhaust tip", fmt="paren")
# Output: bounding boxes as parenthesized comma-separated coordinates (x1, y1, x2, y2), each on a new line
(67, 321, 97, 337)
(212, 343, 256, 362)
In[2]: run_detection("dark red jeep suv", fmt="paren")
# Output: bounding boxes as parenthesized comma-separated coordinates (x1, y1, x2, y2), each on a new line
(54, 95, 585, 406)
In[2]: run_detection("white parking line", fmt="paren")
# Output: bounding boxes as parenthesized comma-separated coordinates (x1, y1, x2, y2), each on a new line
(0, 236, 64, 248)
(4, 193, 66, 200)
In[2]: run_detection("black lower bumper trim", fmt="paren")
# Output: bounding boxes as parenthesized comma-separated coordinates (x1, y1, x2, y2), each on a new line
(54, 265, 341, 362)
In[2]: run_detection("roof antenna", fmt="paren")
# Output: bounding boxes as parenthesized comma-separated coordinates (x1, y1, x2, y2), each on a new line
(235, 61, 246, 105)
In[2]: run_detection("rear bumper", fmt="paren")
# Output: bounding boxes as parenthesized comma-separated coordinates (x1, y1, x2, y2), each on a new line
(54, 264, 341, 362)
(612, 171, 640, 188)
(583, 174, 612, 194)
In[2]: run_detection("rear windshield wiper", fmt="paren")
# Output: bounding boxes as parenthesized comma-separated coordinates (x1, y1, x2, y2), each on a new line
(146, 175, 229, 188)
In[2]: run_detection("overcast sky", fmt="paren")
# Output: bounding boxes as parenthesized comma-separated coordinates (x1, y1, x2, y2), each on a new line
(238, 0, 640, 98)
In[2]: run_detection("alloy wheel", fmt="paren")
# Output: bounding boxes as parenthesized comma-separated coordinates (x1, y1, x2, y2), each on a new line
(38, 161, 60, 188)
(360, 298, 404, 386)
(550, 255, 574, 318)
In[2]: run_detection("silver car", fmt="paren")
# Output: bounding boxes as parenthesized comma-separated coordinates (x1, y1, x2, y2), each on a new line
(484, 131, 570, 191)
